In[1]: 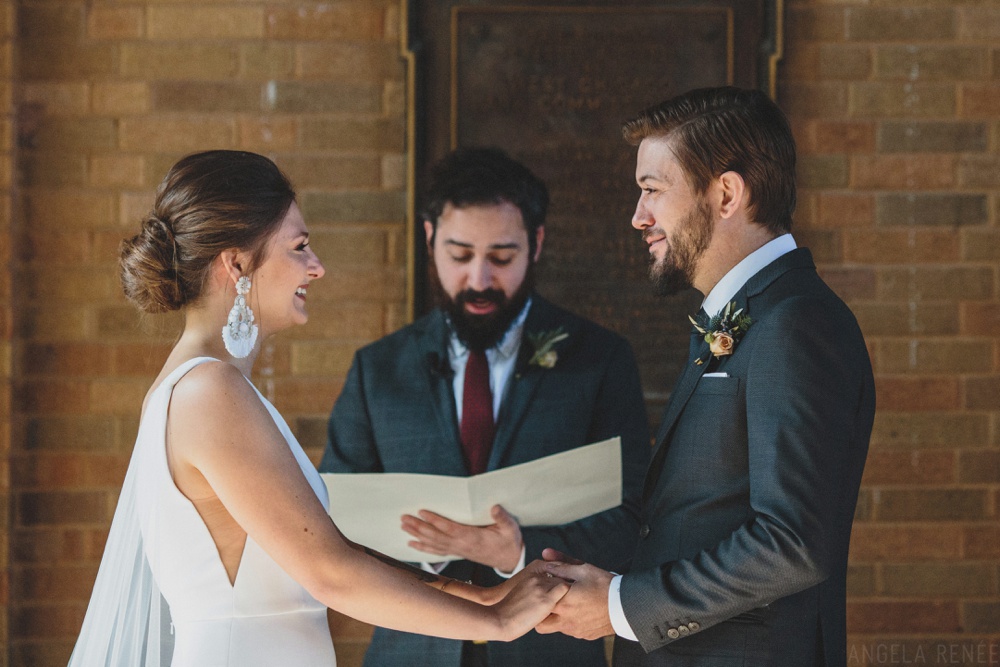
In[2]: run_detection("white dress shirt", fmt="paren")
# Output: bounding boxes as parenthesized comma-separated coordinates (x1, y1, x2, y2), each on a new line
(420, 299, 532, 578)
(608, 234, 796, 641)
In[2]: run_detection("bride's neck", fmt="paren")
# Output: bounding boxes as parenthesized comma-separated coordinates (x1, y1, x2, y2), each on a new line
(175, 303, 260, 378)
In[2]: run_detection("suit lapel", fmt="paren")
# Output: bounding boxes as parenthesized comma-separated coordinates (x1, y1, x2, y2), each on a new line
(643, 336, 711, 499)
(415, 312, 466, 472)
(642, 248, 816, 498)
(489, 298, 579, 471)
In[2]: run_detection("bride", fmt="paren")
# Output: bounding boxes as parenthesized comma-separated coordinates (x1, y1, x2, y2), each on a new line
(69, 150, 568, 666)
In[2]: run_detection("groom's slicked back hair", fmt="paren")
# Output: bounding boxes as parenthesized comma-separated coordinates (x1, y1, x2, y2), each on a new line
(420, 147, 549, 257)
(623, 86, 797, 236)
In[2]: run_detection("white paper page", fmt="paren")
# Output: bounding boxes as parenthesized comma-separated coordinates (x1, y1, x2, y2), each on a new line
(323, 437, 622, 562)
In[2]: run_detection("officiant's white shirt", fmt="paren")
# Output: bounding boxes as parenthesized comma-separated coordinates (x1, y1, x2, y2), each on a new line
(609, 234, 796, 641)
(419, 299, 532, 578)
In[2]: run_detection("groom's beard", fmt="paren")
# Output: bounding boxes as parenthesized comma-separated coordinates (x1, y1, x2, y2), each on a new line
(432, 265, 535, 352)
(647, 199, 714, 297)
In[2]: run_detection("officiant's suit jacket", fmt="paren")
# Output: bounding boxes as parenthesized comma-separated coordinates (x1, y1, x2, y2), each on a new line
(322, 295, 651, 667)
(613, 249, 875, 667)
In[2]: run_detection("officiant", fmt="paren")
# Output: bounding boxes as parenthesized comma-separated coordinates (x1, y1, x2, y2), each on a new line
(320, 147, 650, 667)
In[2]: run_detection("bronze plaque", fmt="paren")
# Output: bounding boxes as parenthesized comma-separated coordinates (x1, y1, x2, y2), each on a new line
(408, 1, 782, 410)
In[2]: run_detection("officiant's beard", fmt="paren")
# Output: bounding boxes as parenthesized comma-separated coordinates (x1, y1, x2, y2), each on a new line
(433, 265, 535, 352)
(648, 199, 714, 297)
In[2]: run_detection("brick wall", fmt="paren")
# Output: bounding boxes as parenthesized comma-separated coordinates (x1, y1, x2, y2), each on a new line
(12, 0, 403, 663)
(4, 0, 999, 665)
(781, 1, 1000, 662)
(0, 1, 13, 664)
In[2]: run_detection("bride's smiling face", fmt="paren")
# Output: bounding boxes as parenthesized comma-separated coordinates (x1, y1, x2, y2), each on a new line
(250, 203, 325, 334)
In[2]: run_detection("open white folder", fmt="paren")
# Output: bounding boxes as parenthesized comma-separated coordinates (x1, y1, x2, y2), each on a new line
(322, 437, 622, 562)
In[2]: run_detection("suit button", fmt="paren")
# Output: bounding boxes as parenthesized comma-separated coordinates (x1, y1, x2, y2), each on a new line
(677, 625, 690, 637)
(638, 524, 650, 539)
(666, 628, 680, 640)
(688, 621, 700, 632)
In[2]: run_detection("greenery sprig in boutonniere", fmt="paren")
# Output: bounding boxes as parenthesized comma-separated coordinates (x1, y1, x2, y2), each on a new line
(689, 302, 752, 365)
(527, 327, 569, 369)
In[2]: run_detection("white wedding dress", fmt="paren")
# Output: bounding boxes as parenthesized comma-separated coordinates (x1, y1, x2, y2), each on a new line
(70, 357, 337, 666)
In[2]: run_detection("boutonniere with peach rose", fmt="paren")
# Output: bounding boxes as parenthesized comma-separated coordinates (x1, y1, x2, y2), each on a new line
(526, 327, 569, 369)
(689, 301, 752, 366)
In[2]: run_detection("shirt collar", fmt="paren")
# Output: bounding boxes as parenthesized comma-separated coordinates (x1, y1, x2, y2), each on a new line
(701, 234, 796, 317)
(448, 297, 532, 361)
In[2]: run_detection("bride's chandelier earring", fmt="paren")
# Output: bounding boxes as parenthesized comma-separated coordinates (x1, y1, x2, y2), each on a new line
(222, 275, 258, 358)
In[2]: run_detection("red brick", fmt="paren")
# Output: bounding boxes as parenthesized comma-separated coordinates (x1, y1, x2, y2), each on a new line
(21, 343, 112, 377)
(267, 6, 384, 41)
(851, 83, 956, 118)
(812, 120, 876, 153)
(961, 84, 1000, 116)
(850, 524, 962, 562)
(875, 489, 989, 522)
(844, 229, 959, 264)
(786, 6, 847, 42)
(959, 450, 1000, 483)
(877, 339, 991, 374)
(847, 601, 960, 633)
(964, 526, 1000, 559)
(12, 565, 98, 602)
(111, 344, 170, 377)
(878, 266, 994, 301)
(147, 7, 264, 40)
(816, 267, 877, 301)
(816, 193, 874, 229)
(875, 377, 961, 411)
(270, 379, 340, 415)
(965, 376, 1000, 410)
(14, 380, 90, 415)
(237, 117, 297, 152)
(882, 562, 996, 597)
(11, 454, 84, 489)
(777, 82, 848, 118)
(10, 603, 84, 640)
(959, 8, 1000, 40)
(861, 450, 955, 485)
(962, 302, 1000, 334)
(17, 491, 110, 527)
(851, 155, 956, 190)
(87, 6, 143, 40)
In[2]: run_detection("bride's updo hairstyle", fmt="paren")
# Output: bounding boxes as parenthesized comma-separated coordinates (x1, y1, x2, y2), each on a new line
(120, 150, 296, 313)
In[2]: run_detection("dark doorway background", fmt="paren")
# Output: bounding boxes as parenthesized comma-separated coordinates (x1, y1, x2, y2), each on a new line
(408, 0, 782, 415)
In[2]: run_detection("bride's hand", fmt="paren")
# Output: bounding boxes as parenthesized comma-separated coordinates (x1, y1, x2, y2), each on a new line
(490, 568, 569, 642)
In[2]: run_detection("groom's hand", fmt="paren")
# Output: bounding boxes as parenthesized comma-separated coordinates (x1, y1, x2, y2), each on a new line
(401, 504, 523, 573)
(535, 548, 615, 641)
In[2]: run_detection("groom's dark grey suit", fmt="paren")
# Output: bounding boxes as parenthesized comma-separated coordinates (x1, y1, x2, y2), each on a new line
(322, 295, 650, 667)
(613, 248, 875, 667)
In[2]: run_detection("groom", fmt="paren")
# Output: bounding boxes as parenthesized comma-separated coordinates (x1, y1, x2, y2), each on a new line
(538, 87, 875, 667)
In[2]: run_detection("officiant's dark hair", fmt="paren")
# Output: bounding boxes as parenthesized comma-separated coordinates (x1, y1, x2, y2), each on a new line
(623, 86, 796, 236)
(120, 150, 296, 313)
(421, 147, 549, 257)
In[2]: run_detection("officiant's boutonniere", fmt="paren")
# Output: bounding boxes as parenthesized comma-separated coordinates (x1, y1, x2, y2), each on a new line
(689, 302, 752, 365)
(527, 327, 569, 369)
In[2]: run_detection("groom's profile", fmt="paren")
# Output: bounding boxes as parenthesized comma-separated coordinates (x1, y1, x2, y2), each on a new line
(538, 86, 876, 667)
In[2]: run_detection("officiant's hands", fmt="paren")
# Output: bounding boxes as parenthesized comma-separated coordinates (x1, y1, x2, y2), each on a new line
(401, 504, 523, 573)
(535, 548, 615, 640)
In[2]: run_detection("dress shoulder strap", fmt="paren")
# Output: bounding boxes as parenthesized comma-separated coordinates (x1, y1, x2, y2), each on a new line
(156, 356, 223, 394)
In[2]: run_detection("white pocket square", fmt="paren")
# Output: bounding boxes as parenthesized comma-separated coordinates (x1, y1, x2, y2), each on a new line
(703, 372, 729, 378)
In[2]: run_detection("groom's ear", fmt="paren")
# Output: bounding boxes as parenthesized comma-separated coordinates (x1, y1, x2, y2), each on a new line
(716, 171, 747, 220)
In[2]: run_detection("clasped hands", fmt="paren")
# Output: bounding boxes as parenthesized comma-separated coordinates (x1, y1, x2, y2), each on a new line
(403, 504, 614, 641)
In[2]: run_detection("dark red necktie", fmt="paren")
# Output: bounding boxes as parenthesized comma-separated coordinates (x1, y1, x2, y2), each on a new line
(460, 349, 495, 475)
